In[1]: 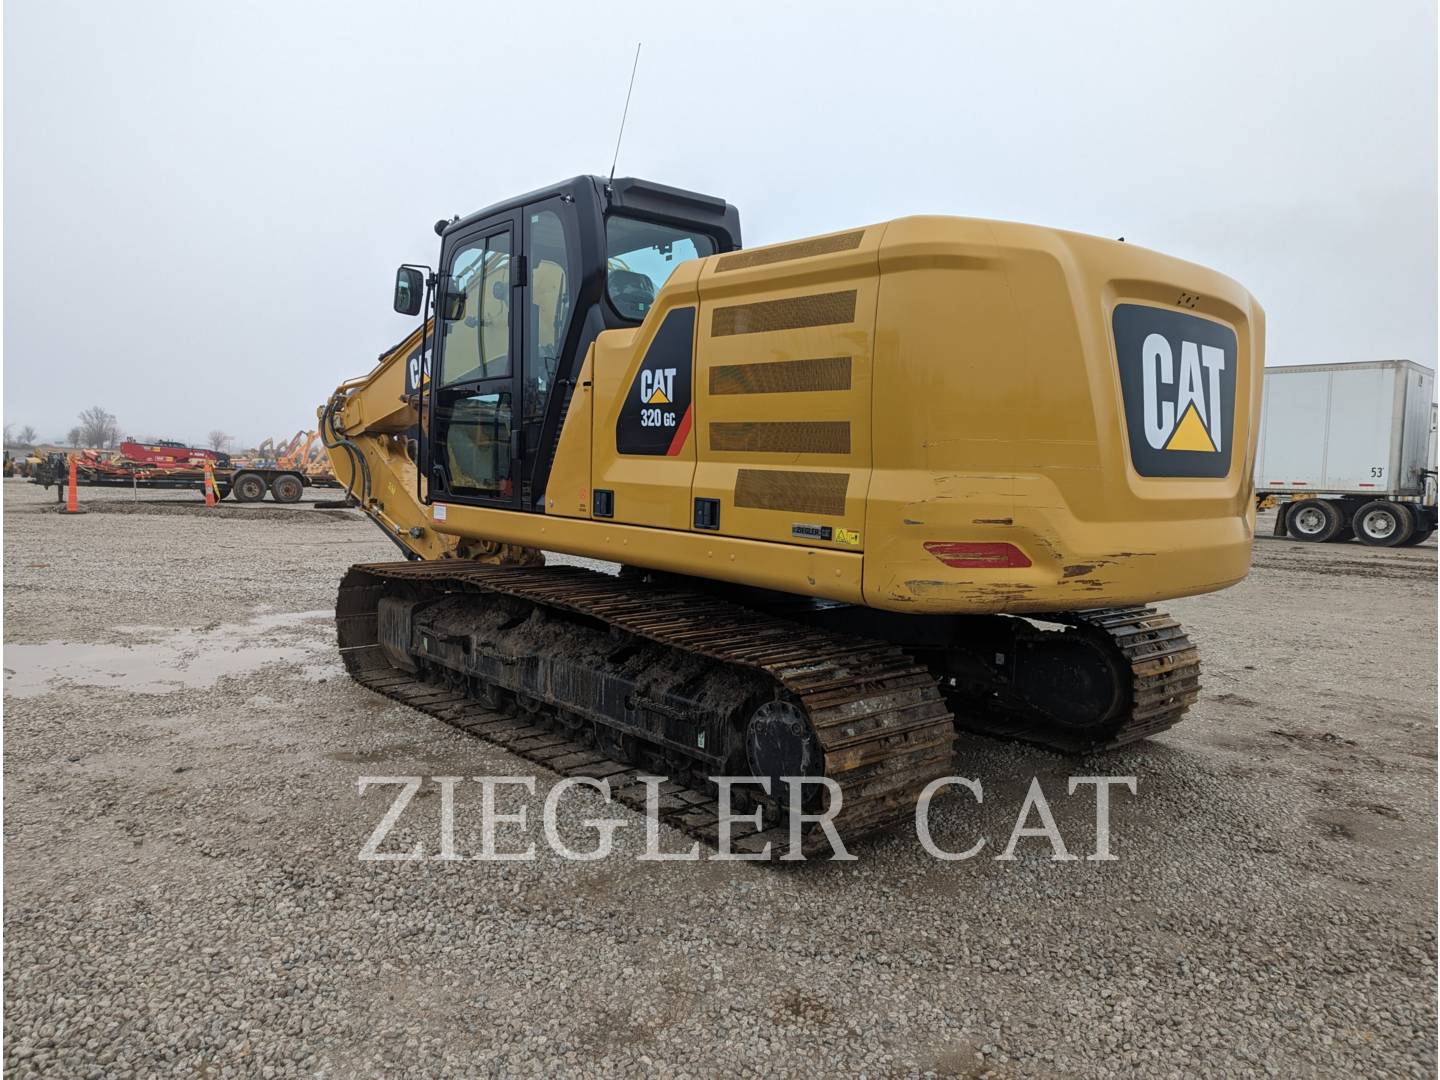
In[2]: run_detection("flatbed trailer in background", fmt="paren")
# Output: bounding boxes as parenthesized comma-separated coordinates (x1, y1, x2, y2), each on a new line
(1257, 359, 1437, 545)
(31, 452, 340, 503)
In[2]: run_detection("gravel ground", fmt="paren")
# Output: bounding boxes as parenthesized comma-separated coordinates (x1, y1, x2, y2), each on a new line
(4, 478, 1435, 1078)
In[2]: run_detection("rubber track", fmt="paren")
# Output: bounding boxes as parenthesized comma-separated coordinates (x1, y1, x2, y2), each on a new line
(336, 561, 957, 858)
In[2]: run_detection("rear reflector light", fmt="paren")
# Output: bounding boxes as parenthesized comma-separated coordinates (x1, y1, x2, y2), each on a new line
(924, 541, 1032, 568)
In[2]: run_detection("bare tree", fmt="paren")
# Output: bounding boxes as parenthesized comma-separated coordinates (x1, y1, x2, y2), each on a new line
(3, 424, 12, 446)
(66, 426, 83, 447)
(207, 430, 232, 452)
(77, 406, 120, 449)
(18, 425, 37, 445)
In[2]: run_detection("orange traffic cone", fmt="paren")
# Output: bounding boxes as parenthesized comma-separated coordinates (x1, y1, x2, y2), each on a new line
(203, 460, 217, 507)
(66, 456, 78, 513)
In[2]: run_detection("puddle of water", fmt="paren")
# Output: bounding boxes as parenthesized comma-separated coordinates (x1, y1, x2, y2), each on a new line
(113, 610, 329, 636)
(247, 610, 333, 632)
(4, 610, 334, 699)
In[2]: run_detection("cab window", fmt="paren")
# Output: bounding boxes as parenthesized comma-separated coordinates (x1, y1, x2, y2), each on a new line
(524, 203, 577, 424)
(440, 229, 511, 385)
(439, 390, 513, 498)
(605, 216, 715, 320)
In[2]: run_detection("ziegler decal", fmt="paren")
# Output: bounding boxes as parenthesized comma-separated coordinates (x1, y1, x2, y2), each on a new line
(617, 307, 695, 456)
(791, 523, 833, 541)
(1113, 303, 1238, 478)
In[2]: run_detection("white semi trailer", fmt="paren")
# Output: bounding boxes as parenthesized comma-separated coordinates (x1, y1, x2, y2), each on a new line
(1256, 359, 1436, 546)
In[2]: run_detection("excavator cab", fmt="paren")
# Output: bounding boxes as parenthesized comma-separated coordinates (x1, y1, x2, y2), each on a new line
(396, 176, 740, 513)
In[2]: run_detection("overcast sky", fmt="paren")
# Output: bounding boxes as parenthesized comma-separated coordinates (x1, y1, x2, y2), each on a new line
(4, 0, 1436, 447)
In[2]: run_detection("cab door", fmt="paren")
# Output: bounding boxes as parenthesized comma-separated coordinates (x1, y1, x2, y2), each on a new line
(428, 213, 523, 508)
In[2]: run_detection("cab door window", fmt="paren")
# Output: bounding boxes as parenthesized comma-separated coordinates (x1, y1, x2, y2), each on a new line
(440, 230, 512, 385)
(439, 390, 513, 498)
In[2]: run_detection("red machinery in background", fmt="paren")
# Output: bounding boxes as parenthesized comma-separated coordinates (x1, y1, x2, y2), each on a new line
(118, 439, 230, 468)
(30, 437, 333, 503)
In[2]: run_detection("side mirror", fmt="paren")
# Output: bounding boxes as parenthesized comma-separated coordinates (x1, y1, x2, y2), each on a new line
(393, 266, 425, 316)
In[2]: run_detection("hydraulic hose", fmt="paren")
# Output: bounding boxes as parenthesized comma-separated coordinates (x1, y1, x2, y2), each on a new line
(320, 395, 371, 506)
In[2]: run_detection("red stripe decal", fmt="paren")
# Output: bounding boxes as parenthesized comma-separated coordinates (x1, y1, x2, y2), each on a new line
(666, 405, 693, 456)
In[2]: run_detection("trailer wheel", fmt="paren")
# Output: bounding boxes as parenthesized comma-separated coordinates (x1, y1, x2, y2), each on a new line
(271, 474, 304, 503)
(232, 472, 267, 503)
(1286, 500, 1343, 542)
(1353, 500, 1415, 546)
(215, 483, 231, 502)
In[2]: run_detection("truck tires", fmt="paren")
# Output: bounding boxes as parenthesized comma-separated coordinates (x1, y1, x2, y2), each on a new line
(1352, 500, 1415, 546)
(1397, 504, 1435, 546)
(1286, 500, 1344, 542)
(270, 474, 304, 503)
(232, 472, 268, 503)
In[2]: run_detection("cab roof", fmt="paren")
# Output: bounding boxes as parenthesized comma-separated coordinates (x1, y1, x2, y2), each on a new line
(442, 175, 741, 252)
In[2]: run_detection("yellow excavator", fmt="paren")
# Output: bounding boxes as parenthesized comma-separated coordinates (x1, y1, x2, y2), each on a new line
(322, 175, 1263, 855)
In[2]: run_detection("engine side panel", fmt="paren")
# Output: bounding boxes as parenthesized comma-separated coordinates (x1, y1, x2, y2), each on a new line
(690, 226, 882, 550)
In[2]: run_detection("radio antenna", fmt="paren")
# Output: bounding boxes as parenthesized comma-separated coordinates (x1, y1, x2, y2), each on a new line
(608, 42, 642, 186)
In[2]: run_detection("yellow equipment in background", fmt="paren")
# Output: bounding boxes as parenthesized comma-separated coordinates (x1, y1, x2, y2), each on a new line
(321, 175, 1263, 855)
